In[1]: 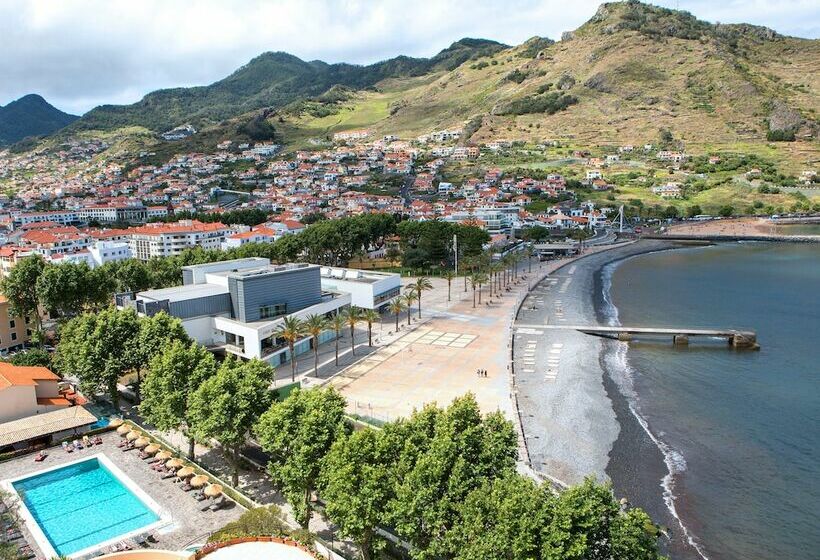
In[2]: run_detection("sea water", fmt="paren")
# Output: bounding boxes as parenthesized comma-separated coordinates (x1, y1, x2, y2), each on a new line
(603, 242, 819, 560)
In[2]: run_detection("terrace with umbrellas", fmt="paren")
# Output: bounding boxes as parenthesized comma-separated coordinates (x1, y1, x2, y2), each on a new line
(0, 419, 244, 558)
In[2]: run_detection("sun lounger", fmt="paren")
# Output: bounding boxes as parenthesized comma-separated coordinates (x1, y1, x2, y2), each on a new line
(94, 435, 103, 445)
(34, 451, 47, 462)
(193, 491, 207, 501)
(62, 441, 73, 453)
(161, 471, 177, 479)
(208, 496, 227, 511)
(82, 435, 92, 447)
(73, 438, 83, 450)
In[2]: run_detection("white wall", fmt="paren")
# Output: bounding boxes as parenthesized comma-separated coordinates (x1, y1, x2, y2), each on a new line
(0, 386, 37, 422)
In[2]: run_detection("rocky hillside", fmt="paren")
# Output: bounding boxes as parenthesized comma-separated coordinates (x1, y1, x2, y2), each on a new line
(283, 1, 818, 168)
(0, 94, 78, 145)
(70, 38, 507, 133)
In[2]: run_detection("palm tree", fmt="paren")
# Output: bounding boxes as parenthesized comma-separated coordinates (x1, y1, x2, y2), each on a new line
(329, 313, 345, 366)
(388, 298, 407, 331)
(403, 292, 418, 325)
(303, 314, 328, 376)
(362, 309, 380, 346)
(273, 316, 306, 382)
(468, 273, 480, 308)
(405, 277, 433, 318)
(343, 307, 362, 356)
(443, 270, 456, 302)
(476, 272, 489, 304)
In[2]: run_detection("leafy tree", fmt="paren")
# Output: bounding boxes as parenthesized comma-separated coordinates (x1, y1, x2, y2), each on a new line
(0, 254, 45, 332)
(343, 307, 362, 355)
(140, 340, 217, 458)
(405, 277, 433, 318)
(320, 428, 394, 560)
(35, 262, 93, 318)
(274, 315, 306, 382)
(686, 205, 703, 218)
(6, 348, 51, 368)
(388, 298, 407, 332)
(208, 505, 290, 543)
(55, 307, 141, 407)
(361, 308, 379, 347)
(448, 473, 548, 560)
(112, 259, 152, 292)
(133, 311, 191, 398)
(255, 388, 346, 527)
(188, 356, 275, 486)
(303, 314, 328, 376)
(390, 394, 518, 558)
(718, 205, 734, 217)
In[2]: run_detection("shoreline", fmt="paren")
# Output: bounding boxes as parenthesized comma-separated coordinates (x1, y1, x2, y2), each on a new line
(513, 239, 704, 559)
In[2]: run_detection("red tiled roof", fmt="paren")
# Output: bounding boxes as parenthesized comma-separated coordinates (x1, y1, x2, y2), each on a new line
(0, 363, 60, 391)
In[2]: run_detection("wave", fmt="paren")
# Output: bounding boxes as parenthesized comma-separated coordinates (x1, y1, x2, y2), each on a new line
(600, 259, 710, 560)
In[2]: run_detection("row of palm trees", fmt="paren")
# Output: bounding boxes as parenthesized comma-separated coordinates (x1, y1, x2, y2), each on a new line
(456, 247, 534, 308)
(272, 278, 435, 382)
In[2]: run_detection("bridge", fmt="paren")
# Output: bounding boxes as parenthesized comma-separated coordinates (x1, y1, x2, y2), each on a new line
(514, 324, 759, 349)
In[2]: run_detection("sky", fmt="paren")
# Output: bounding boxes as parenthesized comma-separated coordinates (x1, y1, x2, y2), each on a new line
(1, 0, 818, 115)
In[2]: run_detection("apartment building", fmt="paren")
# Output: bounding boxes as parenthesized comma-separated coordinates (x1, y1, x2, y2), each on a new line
(127, 220, 235, 260)
(0, 296, 34, 353)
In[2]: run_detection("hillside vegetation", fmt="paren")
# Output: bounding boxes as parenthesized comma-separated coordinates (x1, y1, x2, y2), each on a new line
(0, 94, 78, 145)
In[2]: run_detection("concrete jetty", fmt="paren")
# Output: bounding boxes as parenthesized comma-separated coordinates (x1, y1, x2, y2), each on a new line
(514, 324, 759, 349)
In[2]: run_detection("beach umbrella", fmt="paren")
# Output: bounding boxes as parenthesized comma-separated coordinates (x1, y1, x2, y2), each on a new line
(143, 444, 160, 455)
(109, 418, 124, 428)
(126, 431, 141, 441)
(134, 437, 150, 448)
(176, 467, 195, 479)
(203, 484, 223, 498)
(165, 458, 184, 470)
(155, 451, 172, 461)
(116, 424, 131, 435)
(189, 475, 209, 488)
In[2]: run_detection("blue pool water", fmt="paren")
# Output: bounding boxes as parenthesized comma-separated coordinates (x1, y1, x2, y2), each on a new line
(12, 458, 159, 556)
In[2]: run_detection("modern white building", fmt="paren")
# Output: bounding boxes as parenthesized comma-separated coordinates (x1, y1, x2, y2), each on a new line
(88, 241, 132, 267)
(127, 220, 236, 260)
(319, 267, 401, 311)
(119, 258, 401, 367)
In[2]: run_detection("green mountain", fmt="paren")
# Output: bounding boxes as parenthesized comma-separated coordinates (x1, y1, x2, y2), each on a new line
(72, 38, 507, 133)
(0, 94, 79, 145)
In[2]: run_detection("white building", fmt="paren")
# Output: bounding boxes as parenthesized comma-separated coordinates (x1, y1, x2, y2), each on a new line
(127, 220, 236, 260)
(319, 267, 401, 311)
(89, 241, 132, 267)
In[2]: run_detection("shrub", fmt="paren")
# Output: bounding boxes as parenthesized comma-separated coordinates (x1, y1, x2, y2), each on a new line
(497, 92, 578, 116)
(208, 506, 290, 543)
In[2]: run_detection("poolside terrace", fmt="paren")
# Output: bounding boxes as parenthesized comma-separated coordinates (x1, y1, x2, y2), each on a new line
(0, 431, 243, 559)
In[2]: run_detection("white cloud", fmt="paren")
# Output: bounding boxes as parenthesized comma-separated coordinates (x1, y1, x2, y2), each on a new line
(0, 0, 817, 115)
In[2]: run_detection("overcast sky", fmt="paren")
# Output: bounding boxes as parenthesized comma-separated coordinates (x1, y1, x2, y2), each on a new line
(1, 0, 818, 115)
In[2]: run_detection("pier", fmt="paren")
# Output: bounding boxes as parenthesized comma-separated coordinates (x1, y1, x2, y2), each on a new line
(514, 324, 759, 349)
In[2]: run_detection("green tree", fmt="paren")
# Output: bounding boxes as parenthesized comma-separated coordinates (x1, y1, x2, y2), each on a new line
(361, 308, 379, 347)
(390, 394, 518, 558)
(303, 314, 328, 376)
(6, 347, 51, 368)
(448, 473, 548, 560)
(718, 205, 734, 217)
(209, 505, 289, 543)
(188, 356, 275, 486)
(403, 292, 417, 325)
(686, 204, 703, 218)
(255, 388, 346, 527)
(139, 340, 217, 458)
(405, 277, 433, 318)
(443, 270, 456, 302)
(133, 311, 191, 398)
(35, 262, 92, 318)
(329, 313, 346, 366)
(320, 428, 394, 560)
(274, 316, 306, 382)
(0, 254, 45, 333)
(343, 307, 362, 355)
(55, 307, 141, 408)
(388, 297, 407, 332)
(112, 259, 152, 292)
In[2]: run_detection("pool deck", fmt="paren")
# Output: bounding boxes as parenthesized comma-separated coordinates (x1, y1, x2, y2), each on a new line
(0, 432, 243, 559)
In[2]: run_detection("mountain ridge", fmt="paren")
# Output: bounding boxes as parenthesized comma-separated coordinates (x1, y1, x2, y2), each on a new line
(0, 94, 79, 146)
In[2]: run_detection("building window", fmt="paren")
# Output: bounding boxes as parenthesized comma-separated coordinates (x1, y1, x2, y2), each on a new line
(8, 320, 14, 329)
(10, 332, 17, 341)
(259, 303, 287, 320)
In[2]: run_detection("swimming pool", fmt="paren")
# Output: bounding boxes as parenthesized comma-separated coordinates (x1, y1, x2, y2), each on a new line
(10, 456, 163, 557)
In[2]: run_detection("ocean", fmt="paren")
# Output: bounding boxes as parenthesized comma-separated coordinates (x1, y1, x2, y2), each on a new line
(599, 242, 820, 560)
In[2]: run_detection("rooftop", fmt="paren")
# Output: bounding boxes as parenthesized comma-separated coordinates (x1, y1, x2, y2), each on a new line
(0, 406, 97, 447)
(0, 363, 61, 391)
(139, 283, 228, 303)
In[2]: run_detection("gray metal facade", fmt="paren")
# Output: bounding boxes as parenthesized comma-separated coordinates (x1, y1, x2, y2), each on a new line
(182, 268, 194, 285)
(228, 266, 322, 322)
(169, 293, 232, 319)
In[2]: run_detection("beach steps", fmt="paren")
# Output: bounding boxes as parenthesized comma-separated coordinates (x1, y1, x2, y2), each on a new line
(514, 324, 759, 349)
